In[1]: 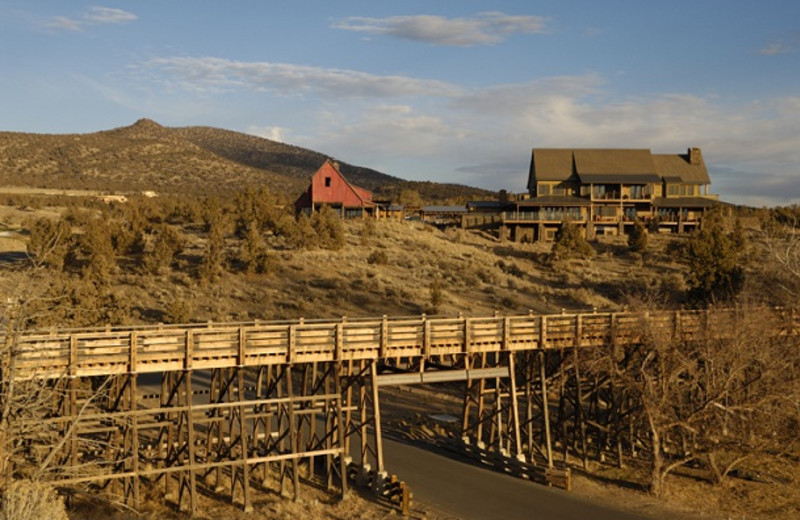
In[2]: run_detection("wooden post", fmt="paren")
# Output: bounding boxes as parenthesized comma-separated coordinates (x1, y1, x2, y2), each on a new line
(236, 328, 252, 512)
(379, 315, 388, 359)
(128, 332, 140, 509)
(507, 354, 523, 458)
(573, 347, 588, 470)
(370, 362, 385, 473)
(183, 332, 197, 515)
(335, 361, 348, 499)
(540, 316, 547, 349)
(68, 335, 78, 469)
(539, 351, 554, 468)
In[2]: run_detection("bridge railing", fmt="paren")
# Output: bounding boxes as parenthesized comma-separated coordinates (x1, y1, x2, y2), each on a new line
(9, 308, 789, 379)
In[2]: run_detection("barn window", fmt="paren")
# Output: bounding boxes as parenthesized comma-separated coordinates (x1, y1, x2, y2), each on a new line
(325, 177, 332, 187)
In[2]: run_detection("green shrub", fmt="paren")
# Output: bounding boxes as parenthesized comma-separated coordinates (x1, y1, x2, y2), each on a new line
(26, 217, 72, 269)
(199, 218, 227, 283)
(684, 212, 744, 304)
(628, 219, 648, 252)
(143, 224, 184, 274)
(310, 205, 345, 250)
(78, 218, 116, 284)
(551, 219, 594, 260)
(287, 212, 317, 249)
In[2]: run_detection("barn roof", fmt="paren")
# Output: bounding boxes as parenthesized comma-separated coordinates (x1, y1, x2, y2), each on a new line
(294, 159, 375, 212)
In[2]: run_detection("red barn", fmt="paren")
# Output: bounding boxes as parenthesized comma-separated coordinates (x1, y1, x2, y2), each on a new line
(294, 160, 377, 218)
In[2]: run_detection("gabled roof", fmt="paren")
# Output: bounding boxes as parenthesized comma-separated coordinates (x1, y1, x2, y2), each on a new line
(529, 148, 710, 187)
(574, 149, 655, 176)
(294, 159, 375, 211)
(652, 152, 710, 184)
(528, 149, 576, 188)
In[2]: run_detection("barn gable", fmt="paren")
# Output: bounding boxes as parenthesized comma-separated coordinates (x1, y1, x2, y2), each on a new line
(294, 160, 375, 216)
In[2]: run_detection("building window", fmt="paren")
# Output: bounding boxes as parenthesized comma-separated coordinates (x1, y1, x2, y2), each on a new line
(325, 177, 332, 187)
(668, 185, 679, 196)
(594, 185, 611, 198)
(538, 184, 551, 196)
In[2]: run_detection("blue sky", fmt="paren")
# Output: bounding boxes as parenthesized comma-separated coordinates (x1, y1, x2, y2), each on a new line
(1, 1, 799, 205)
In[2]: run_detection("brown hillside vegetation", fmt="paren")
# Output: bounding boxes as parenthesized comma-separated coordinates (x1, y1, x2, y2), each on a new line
(1, 188, 799, 520)
(0, 119, 495, 202)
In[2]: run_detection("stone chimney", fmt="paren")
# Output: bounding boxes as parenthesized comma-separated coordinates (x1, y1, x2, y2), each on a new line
(688, 147, 703, 165)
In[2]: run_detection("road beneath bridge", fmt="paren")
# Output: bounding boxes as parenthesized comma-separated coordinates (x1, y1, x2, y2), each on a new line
(384, 437, 649, 520)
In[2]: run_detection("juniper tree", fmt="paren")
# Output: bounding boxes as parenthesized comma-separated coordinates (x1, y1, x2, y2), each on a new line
(684, 212, 744, 304)
(78, 218, 115, 284)
(26, 217, 72, 270)
(143, 223, 184, 275)
(628, 219, 648, 252)
(310, 205, 345, 250)
(199, 216, 227, 283)
(551, 219, 594, 260)
(289, 212, 317, 249)
(237, 223, 270, 274)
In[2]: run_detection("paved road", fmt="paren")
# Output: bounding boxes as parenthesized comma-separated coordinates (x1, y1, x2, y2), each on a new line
(383, 437, 648, 520)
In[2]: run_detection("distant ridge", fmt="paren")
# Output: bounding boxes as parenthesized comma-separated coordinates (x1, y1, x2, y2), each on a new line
(0, 119, 495, 201)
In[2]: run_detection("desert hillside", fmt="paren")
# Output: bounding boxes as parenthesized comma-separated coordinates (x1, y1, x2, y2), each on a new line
(0, 119, 495, 202)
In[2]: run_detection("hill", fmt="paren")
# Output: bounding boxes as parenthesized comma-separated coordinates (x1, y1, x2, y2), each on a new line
(0, 119, 494, 202)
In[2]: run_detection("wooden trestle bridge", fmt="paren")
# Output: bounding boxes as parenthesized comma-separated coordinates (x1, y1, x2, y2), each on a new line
(3, 308, 788, 515)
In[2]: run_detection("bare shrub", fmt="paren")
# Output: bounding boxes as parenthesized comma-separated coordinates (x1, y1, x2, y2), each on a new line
(428, 274, 444, 314)
(367, 250, 388, 265)
(0, 480, 68, 520)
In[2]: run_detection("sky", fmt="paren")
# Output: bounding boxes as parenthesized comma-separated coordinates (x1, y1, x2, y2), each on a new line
(1, 1, 799, 206)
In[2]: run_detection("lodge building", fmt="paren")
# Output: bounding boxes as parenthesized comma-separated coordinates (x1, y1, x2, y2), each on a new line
(503, 147, 719, 242)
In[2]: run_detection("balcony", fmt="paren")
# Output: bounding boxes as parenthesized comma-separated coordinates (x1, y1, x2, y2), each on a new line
(503, 211, 586, 223)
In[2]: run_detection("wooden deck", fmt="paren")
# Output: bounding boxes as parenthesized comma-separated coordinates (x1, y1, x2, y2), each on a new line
(11, 308, 778, 380)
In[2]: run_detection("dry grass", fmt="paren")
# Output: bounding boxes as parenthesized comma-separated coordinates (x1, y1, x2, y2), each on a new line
(4, 209, 775, 520)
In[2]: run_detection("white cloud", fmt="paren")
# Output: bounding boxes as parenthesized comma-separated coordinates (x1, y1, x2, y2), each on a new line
(83, 6, 138, 25)
(41, 6, 137, 32)
(246, 125, 288, 142)
(140, 57, 461, 98)
(42, 16, 83, 32)
(315, 105, 453, 156)
(759, 43, 791, 55)
(126, 54, 800, 203)
(333, 12, 548, 46)
(758, 33, 800, 55)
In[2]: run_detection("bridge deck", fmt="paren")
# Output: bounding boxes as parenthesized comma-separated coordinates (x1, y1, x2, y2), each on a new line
(9, 308, 768, 379)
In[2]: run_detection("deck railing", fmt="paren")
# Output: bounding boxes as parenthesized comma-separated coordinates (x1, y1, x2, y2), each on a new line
(10, 308, 791, 380)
